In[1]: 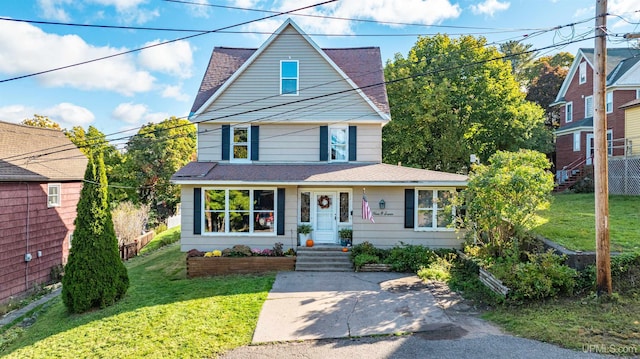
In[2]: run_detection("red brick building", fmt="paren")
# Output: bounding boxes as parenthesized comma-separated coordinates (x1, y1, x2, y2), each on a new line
(551, 48, 640, 185)
(0, 121, 87, 303)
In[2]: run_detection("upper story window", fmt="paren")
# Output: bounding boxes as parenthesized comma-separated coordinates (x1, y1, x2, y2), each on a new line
(579, 61, 587, 84)
(280, 60, 299, 95)
(231, 126, 250, 162)
(330, 126, 348, 162)
(573, 132, 580, 152)
(48, 183, 61, 207)
(606, 92, 613, 113)
(566, 102, 573, 123)
(415, 189, 455, 230)
(585, 96, 594, 117)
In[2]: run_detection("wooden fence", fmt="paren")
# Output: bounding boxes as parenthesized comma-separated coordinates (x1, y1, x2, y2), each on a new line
(119, 231, 155, 261)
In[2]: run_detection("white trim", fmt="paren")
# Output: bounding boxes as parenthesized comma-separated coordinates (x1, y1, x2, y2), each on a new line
(573, 132, 580, 151)
(637, 89, 640, 99)
(579, 61, 587, 84)
(585, 95, 594, 117)
(555, 126, 592, 136)
(174, 180, 469, 187)
(328, 125, 348, 162)
(47, 183, 61, 207)
(201, 187, 277, 236)
(230, 125, 251, 163)
(565, 101, 573, 123)
(191, 18, 390, 122)
(606, 91, 613, 113)
(414, 188, 456, 232)
(280, 60, 299, 96)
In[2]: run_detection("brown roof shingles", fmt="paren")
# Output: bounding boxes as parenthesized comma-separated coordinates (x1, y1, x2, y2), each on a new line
(0, 121, 88, 182)
(190, 45, 390, 116)
(172, 162, 467, 185)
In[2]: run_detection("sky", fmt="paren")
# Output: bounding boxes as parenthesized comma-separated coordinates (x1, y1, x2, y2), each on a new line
(1, 0, 639, 142)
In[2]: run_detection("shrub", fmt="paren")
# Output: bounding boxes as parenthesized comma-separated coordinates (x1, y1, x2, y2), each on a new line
(350, 241, 386, 260)
(386, 243, 437, 272)
(578, 252, 640, 294)
(272, 242, 284, 257)
(222, 245, 252, 257)
(111, 201, 150, 246)
(417, 254, 455, 281)
(62, 151, 129, 313)
(354, 254, 381, 270)
(154, 223, 168, 234)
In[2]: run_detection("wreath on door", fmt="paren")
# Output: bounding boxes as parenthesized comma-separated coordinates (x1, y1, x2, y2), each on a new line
(318, 195, 331, 209)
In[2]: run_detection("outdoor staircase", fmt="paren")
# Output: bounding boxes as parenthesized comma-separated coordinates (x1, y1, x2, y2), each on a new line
(295, 246, 354, 272)
(555, 169, 584, 192)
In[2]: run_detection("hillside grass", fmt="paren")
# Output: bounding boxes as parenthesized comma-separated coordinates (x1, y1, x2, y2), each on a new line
(533, 193, 640, 252)
(1, 243, 275, 358)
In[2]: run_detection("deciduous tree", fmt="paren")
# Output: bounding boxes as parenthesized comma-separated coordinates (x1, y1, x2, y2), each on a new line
(20, 114, 61, 130)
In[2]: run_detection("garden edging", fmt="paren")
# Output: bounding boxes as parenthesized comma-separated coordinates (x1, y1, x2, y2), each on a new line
(187, 256, 296, 278)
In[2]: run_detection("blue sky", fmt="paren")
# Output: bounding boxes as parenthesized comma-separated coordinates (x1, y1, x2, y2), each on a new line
(1, 0, 639, 142)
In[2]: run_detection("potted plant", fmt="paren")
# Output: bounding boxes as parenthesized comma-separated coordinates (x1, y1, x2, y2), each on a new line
(297, 224, 313, 246)
(338, 227, 352, 246)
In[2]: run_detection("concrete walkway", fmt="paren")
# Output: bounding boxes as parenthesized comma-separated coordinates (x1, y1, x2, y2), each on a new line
(0, 287, 61, 328)
(252, 271, 498, 343)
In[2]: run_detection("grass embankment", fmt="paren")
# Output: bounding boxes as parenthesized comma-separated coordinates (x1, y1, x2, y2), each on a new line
(533, 193, 640, 252)
(1, 241, 275, 358)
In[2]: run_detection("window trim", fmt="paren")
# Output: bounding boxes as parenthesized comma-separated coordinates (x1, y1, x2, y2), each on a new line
(573, 132, 581, 152)
(636, 89, 640, 99)
(329, 125, 349, 163)
(280, 60, 299, 96)
(579, 61, 587, 84)
(585, 95, 594, 118)
(201, 187, 277, 236)
(230, 125, 251, 163)
(607, 129, 613, 156)
(47, 183, 61, 208)
(414, 188, 456, 232)
(565, 101, 573, 123)
(606, 91, 613, 113)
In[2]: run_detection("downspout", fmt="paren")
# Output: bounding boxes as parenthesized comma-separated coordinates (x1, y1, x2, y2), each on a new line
(24, 182, 30, 293)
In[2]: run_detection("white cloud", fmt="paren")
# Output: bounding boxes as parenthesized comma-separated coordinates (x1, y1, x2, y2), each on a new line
(470, 0, 510, 16)
(162, 84, 190, 102)
(37, 0, 158, 24)
(186, 0, 212, 18)
(111, 102, 168, 125)
(242, 0, 461, 37)
(0, 103, 95, 129)
(138, 40, 193, 79)
(37, 0, 73, 21)
(0, 21, 155, 96)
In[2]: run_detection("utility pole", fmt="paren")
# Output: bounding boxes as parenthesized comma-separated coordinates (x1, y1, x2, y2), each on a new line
(594, 0, 612, 295)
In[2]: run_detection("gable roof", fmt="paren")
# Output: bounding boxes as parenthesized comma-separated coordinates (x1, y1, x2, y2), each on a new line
(0, 121, 88, 182)
(190, 19, 390, 120)
(172, 162, 467, 186)
(552, 48, 640, 106)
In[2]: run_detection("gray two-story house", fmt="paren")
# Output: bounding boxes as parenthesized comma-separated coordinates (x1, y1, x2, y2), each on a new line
(172, 19, 467, 254)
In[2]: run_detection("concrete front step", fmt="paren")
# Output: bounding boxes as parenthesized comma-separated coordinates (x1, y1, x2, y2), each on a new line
(295, 246, 353, 271)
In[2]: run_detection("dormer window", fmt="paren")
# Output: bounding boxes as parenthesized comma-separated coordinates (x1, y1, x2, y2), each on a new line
(281, 60, 299, 95)
(579, 61, 587, 84)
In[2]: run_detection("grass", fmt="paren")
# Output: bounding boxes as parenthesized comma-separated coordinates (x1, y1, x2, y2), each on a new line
(484, 295, 640, 355)
(140, 225, 181, 254)
(0, 243, 275, 358)
(533, 193, 640, 252)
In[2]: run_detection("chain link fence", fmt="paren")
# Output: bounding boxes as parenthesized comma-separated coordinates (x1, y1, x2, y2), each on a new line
(609, 156, 640, 195)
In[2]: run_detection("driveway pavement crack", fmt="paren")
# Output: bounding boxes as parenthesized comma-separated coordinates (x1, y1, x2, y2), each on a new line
(346, 295, 359, 337)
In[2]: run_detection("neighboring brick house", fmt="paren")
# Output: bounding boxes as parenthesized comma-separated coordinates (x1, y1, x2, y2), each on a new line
(172, 19, 467, 257)
(0, 121, 87, 303)
(551, 48, 640, 184)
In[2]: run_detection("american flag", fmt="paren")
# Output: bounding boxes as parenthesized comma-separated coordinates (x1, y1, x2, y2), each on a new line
(362, 195, 375, 223)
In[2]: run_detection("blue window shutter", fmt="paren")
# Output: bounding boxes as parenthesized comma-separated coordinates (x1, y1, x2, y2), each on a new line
(221, 125, 230, 161)
(348, 125, 357, 161)
(277, 188, 285, 235)
(251, 125, 259, 161)
(319, 126, 328, 161)
(194, 188, 202, 235)
(404, 189, 415, 228)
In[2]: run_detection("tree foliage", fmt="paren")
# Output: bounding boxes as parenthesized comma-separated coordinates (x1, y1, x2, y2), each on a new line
(62, 150, 129, 313)
(112, 201, 150, 246)
(122, 117, 196, 222)
(459, 150, 554, 251)
(383, 34, 547, 172)
(21, 114, 61, 130)
(499, 40, 537, 89)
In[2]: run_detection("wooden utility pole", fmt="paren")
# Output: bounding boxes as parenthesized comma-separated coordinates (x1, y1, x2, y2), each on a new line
(594, 0, 612, 294)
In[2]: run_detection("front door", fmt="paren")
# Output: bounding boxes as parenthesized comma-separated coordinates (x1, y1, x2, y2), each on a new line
(586, 133, 594, 165)
(314, 192, 337, 244)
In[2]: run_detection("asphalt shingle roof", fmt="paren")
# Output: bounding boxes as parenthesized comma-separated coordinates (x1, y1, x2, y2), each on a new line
(0, 121, 88, 182)
(579, 48, 640, 84)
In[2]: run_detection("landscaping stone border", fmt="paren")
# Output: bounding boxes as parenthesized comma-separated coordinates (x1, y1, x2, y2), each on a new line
(358, 263, 393, 272)
(537, 235, 621, 271)
(187, 256, 296, 278)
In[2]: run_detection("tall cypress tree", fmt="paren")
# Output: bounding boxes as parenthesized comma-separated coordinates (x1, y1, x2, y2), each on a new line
(62, 150, 129, 313)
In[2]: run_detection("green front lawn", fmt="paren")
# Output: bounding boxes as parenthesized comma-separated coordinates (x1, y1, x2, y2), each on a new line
(1, 243, 275, 358)
(533, 193, 640, 252)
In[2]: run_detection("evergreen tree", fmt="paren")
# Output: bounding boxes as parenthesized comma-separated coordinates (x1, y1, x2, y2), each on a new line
(62, 150, 129, 313)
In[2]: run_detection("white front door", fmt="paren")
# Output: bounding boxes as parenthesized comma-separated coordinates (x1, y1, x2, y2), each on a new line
(313, 192, 337, 244)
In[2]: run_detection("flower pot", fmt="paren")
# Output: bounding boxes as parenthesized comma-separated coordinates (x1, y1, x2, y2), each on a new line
(306, 238, 314, 247)
(342, 247, 348, 252)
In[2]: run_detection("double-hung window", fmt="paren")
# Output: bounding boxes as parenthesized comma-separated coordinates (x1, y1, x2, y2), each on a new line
(579, 61, 587, 84)
(281, 60, 298, 95)
(330, 126, 348, 162)
(231, 126, 250, 162)
(48, 184, 61, 207)
(565, 102, 573, 123)
(585, 96, 594, 117)
(606, 92, 613, 113)
(415, 189, 455, 230)
(203, 189, 275, 234)
(573, 132, 580, 151)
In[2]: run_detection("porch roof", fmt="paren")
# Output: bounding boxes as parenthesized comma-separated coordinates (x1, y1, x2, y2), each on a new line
(172, 162, 467, 187)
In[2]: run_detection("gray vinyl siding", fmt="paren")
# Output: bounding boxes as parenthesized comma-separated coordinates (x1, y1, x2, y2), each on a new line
(197, 123, 222, 161)
(195, 26, 386, 124)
